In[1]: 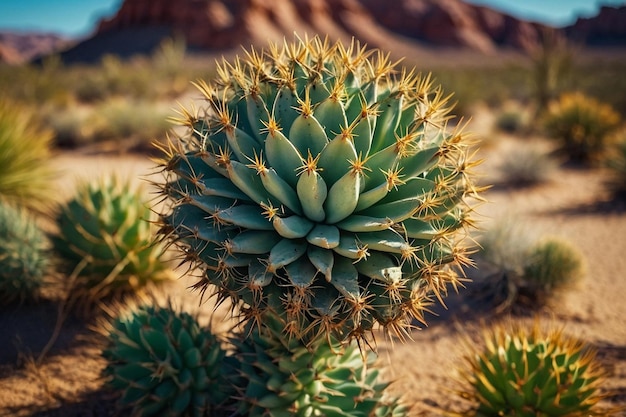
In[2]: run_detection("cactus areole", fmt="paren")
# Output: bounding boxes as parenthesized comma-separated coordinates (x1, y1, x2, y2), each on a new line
(156, 36, 481, 345)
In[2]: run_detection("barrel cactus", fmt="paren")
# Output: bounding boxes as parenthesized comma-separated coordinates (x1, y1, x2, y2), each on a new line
(102, 303, 235, 417)
(231, 312, 407, 417)
(0, 202, 49, 304)
(456, 322, 607, 417)
(155, 36, 481, 344)
(54, 177, 172, 302)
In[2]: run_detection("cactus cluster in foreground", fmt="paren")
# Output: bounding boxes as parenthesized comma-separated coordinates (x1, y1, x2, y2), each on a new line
(457, 322, 607, 417)
(232, 312, 407, 417)
(102, 304, 234, 417)
(155, 36, 482, 344)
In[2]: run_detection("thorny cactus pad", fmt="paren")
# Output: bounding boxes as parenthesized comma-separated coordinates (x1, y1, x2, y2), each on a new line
(155, 36, 482, 344)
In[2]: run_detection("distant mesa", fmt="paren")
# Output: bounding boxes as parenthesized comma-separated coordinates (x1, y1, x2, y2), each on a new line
(85, 0, 549, 57)
(1, 0, 625, 65)
(0, 31, 72, 64)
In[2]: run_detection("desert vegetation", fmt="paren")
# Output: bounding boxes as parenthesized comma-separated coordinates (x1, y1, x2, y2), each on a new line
(1, 32, 626, 417)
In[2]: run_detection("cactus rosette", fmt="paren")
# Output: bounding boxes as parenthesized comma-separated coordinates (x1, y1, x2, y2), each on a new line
(456, 322, 608, 417)
(54, 177, 172, 301)
(102, 303, 235, 416)
(156, 36, 481, 343)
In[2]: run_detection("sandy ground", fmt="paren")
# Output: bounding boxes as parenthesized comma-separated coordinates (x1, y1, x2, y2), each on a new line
(1, 122, 625, 416)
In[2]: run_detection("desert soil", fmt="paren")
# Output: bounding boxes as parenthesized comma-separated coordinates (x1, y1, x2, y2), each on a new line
(1, 118, 625, 416)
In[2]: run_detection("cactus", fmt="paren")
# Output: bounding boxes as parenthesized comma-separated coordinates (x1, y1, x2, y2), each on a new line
(456, 322, 607, 417)
(53, 177, 172, 302)
(155, 36, 481, 344)
(102, 303, 235, 417)
(231, 312, 407, 417)
(0, 202, 49, 304)
(544, 92, 620, 164)
(0, 99, 56, 212)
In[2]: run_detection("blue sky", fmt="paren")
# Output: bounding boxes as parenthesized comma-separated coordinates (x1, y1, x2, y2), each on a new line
(0, 0, 624, 38)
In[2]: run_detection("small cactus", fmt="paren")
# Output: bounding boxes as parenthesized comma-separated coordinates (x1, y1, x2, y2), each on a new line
(53, 177, 172, 302)
(231, 312, 407, 417)
(456, 322, 607, 417)
(102, 303, 235, 417)
(0, 202, 49, 304)
(155, 35, 482, 344)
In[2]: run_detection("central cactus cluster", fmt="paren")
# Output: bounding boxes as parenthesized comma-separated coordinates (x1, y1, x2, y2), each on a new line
(156, 36, 481, 343)
(232, 312, 407, 416)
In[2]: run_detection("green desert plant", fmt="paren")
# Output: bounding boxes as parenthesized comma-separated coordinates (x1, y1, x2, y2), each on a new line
(477, 221, 584, 310)
(0, 99, 56, 212)
(544, 92, 621, 164)
(231, 312, 407, 417)
(53, 177, 172, 303)
(522, 237, 586, 297)
(0, 202, 50, 304)
(155, 35, 482, 345)
(496, 144, 557, 187)
(455, 322, 608, 417)
(102, 303, 235, 417)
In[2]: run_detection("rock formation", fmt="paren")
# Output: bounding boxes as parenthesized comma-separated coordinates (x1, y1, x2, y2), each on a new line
(93, 0, 548, 54)
(565, 6, 626, 45)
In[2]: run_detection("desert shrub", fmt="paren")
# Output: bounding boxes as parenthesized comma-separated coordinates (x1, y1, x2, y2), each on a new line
(0, 202, 50, 304)
(495, 109, 525, 134)
(0, 99, 57, 212)
(477, 220, 584, 310)
(456, 321, 608, 417)
(522, 237, 586, 297)
(544, 92, 621, 164)
(52, 177, 173, 305)
(496, 143, 557, 187)
(90, 97, 173, 151)
(42, 104, 95, 148)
